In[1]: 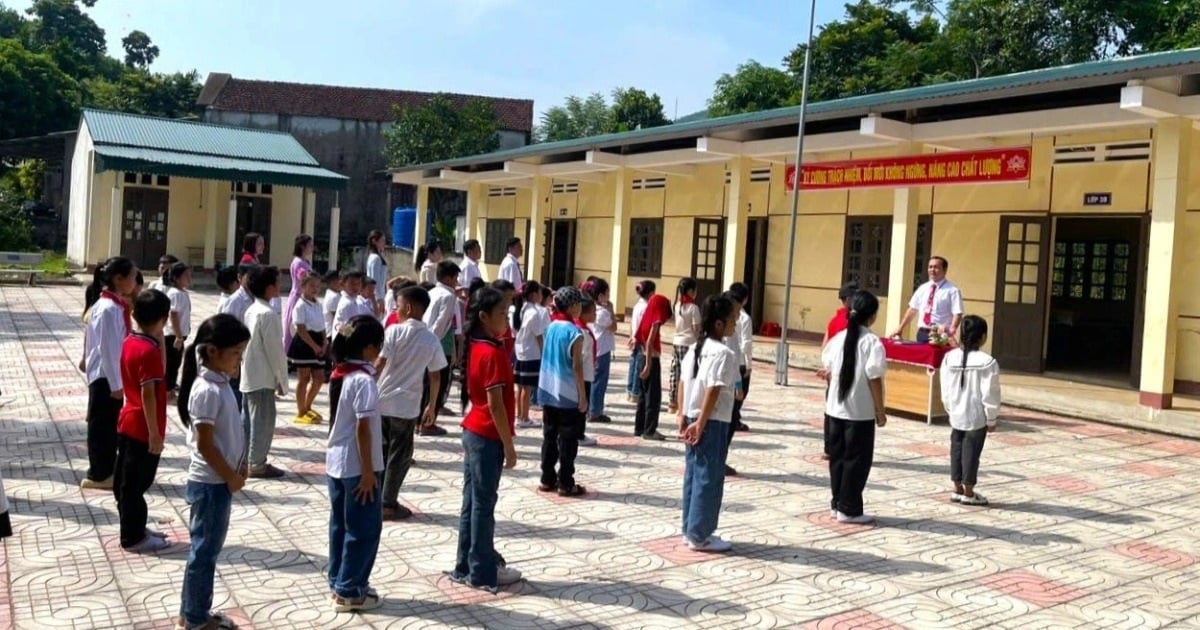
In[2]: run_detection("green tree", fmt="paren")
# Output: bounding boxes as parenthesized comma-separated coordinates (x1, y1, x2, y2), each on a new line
(21, 0, 107, 77)
(0, 3, 23, 39)
(536, 93, 613, 142)
(0, 38, 80, 139)
(708, 60, 798, 117)
(611, 87, 670, 132)
(84, 70, 201, 119)
(121, 29, 158, 68)
(382, 94, 500, 168)
(0, 186, 35, 251)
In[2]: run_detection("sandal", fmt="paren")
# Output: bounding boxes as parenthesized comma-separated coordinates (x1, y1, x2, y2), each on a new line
(557, 484, 587, 497)
(537, 483, 557, 493)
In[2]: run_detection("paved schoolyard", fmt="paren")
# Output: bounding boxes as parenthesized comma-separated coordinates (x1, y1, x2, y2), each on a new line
(1, 284, 1199, 629)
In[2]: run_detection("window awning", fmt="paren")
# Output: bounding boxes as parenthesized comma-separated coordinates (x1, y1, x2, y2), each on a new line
(93, 144, 348, 190)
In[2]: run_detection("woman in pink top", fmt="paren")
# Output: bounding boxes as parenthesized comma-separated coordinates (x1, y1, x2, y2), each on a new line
(283, 234, 314, 349)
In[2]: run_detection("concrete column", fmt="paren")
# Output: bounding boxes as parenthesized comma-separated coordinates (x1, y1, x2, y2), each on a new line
(108, 183, 123, 261)
(721, 157, 749, 289)
(414, 184, 429, 249)
(1138, 117, 1191, 409)
(466, 182, 484, 243)
(203, 182, 217, 269)
(527, 176, 546, 284)
(329, 205, 342, 272)
(225, 196, 237, 267)
(303, 188, 316, 236)
(608, 168, 631, 314)
(885, 186, 921, 335)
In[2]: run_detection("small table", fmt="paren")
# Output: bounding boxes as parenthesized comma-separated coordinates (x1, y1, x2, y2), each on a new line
(881, 339, 951, 425)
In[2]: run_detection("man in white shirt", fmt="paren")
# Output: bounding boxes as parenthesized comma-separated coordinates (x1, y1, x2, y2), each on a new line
(458, 239, 484, 290)
(218, 265, 256, 323)
(421, 260, 462, 437)
(498, 237, 523, 288)
(890, 256, 964, 343)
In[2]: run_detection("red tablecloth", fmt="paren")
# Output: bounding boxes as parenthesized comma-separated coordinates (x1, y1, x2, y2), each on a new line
(882, 338, 951, 369)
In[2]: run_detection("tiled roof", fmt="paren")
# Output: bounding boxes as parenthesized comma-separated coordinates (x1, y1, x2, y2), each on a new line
(200, 75, 535, 132)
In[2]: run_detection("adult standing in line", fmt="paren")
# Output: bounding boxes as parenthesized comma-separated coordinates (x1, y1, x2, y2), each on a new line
(459, 239, 484, 289)
(366, 230, 389, 315)
(498, 238, 523, 288)
(240, 232, 264, 265)
(890, 256, 964, 343)
(284, 234, 314, 350)
(415, 241, 443, 285)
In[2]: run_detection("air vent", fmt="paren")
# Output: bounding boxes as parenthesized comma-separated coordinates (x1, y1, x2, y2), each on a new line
(1054, 141, 1151, 165)
(632, 177, 667, 190)
(487, 187, 517, 197)
(750, 167, 772, 182)
(551, 182, 579, 194)
(724, 171, 731, 185)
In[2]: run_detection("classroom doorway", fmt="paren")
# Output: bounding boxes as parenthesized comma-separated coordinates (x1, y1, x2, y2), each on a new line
(541, 219, 576, 289)
(120, 188, 169, 270)
(743, 217, 768, 330)
(235, 195, 272, 263)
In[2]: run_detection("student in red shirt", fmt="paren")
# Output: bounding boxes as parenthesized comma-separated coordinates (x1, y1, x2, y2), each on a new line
(115, 289, 173, 553)
(449, 286, 521, 593)
(634, 293, 674, 440)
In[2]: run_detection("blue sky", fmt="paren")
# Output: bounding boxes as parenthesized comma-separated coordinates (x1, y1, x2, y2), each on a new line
(17, 0, 845, 120)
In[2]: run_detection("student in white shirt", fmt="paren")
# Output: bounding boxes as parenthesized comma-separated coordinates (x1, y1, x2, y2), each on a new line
(669, 278, 700, 414)
(218, 265, 256, 323)
(511, 281, 546, 429)
(214, 266, 239, 317)
(939, 315, 1001, 507)
(374, 285, 447, 520)
(333, 271, 368, 337)
(626, 281, 654, 401)
(459, 239, 484, 288)
(676, 294, 741, 553)
(163, 262, 193, 394)
(322, 270, 343, 335)
(583, 277, 616, 424)
(498, 237, 523, 288)
(420, 260, 462, 436)
(576, 299, 598, 447)
(81, 257, 138, 489)
(727, 282, 754, 433)
(240, 266, 290, 479)
(821, 289, 887, 525)
(414, 241, 443, 285)
(288, 272, 329, 425)
(148, 254, 177, 293)
(365, 229, 389, 313)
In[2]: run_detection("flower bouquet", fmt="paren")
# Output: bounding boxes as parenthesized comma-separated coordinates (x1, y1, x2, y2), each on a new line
(927, 324, 951, 346)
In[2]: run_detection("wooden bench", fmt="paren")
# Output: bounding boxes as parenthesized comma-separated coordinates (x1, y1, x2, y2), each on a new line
(0, 251, 43, 286)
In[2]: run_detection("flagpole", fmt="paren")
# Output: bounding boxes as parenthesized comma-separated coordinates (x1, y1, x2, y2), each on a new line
(775, 0, 818, 387)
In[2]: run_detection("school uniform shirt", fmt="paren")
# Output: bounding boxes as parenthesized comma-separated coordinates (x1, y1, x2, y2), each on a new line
(939, 349, 1002, 431)
(219, 286, 254, 322)
(458, 257, 483, 288)
(579, 325, 596, 383)
(187, 367, 246, 483)
(270, 296, 283, 316)
(424, 281, 459, 341)
(378, 319, 448, 418)
(327, 362, 384, 479)
(672, 300, 700, 347)
(498, 253, 522, 287)
(735, 310, 753, 368)
(681, 338, 739, 422)
(513, 302, 546, 361)
(84, 293, 129, 392)
(462, 338, 516, 441)
(822, 328, 888, 421)
(163, 287, 191, 338)
(323, 289, 341, 335)
(291, 297, 325, 335)
(384, 290, 397, 322)
(241, 299, 289, 394)
(630, 298, 647, 340)
(118, 333, 167, 442)
(590, 304, 616, 356)
(417, 260, 436, 285)
(332, 291, 367, 334)
(148, 279, 165, 293)
(366, 253, 388, 302)
(538, 320, 583, 407)
(909, 279, 964, 329)
(216, 292, 232, 315)
(825, 306, 850, 343)
(634, 294, 673, 354)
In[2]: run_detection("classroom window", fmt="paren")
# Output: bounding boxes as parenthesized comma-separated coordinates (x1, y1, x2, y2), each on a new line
(843, 217, 892, 294)
(627, 218, 664, 277)
(484, 218, 514, 264)
(911, 215, 933, 294)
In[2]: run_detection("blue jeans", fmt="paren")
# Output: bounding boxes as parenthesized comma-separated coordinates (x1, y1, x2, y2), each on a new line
(589, 352, 612, 417)
(452, 430, 504, 588)
(179, 481, 233, 628)
(626, 346, 643, 397)
(680, 419, 731, 544)
(327, 473, 383, 599)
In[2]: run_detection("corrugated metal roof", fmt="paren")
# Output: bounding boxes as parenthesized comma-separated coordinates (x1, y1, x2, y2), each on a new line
(93, 145, 347, 190)
(392, 47, 1200, 173)
(83, 109, 320, 166)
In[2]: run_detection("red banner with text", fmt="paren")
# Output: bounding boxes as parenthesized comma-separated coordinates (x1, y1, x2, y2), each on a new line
(784, 147, 1032, 191)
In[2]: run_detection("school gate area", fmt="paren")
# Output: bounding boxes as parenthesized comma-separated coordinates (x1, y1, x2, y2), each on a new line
(394, 47, 1200, 416)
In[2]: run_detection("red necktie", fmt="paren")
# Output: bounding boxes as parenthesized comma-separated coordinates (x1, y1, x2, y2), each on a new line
(923, 283, 937, 326)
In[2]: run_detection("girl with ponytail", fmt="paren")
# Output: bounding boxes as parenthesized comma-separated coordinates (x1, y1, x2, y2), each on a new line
(510, 281, 545, 429)
(582, 277, 616, 424)
(939, 315, 1000, 506)
(675, 294, 739, 552)
(414, 240, 443, 284)
(669, 278, 699, 414)
(820, 289, 887, 525)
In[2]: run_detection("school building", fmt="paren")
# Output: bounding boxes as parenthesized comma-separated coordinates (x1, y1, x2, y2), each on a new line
(391, 48, 1200, 412)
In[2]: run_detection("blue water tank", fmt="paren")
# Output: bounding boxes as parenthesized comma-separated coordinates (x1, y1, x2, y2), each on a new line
(392, 207, 416, 249)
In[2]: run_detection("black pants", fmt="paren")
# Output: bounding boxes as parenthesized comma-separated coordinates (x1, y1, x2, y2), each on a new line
(541, 406, 583, 490)
(86, 378, 121, 482)
(381, 416, 417, 507)
(424, 359, 452, 415)
(826, 415, 875, 517)
(581, 381, 591, 438)
(634, 356, 662, 436)
(950, 427, 988, 486)
(730, 366, 749, 446)
(165, 335, 183, 391)
(114, 435, 161, 547)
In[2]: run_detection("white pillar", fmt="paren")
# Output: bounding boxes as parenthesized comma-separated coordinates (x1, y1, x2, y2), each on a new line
(527, 176, 546, 284)
(466, 182, 483, 243)
(203, 182, 217, 269)
(225, 196, 237, 267)
(722, 157, 749, 289)
(108, 183, 123, 261)
(304, 189, 317, 236)
(329, 205, 342, 272)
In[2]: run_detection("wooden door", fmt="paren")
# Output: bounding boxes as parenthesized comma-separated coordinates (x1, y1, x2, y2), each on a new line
(743, 218, 768, 329)
(236, 196, 272, 262)
(120, 188, 169, 270)
(691, 218, 725, 304)
(992, 216, 1050, 372)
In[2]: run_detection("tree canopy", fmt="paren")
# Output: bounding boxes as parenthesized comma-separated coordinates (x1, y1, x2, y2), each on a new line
(536, 88, 670, 142)
(708, 61, 798, 118)
(382, 94, 501, 168)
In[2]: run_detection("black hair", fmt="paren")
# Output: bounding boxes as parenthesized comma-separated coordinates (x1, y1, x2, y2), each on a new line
(237, 263, 257, 278)
(728, 282, 750, 305)
(246, 265, 280, 299)
(635, 280, 656, 299)
(293, 233, 313, 257)
(341, 270, 365, 282)
(512, 280, 542, 331)
(463, 287, 507, 397)
(299, 270, 322, 289)
(364, 277, 377, 287)
(957, 315, 989, 390)
(135, 271, 144, 287)
(397, 285, 431, 313)
(367, 229, 386, 257)
(163, 261, 190, 288)
(838, 281, 858, 302)
(322, 269, 341, 283)
(675, 277, 697, 310)
(467, 277, 486, 299)
(132, 288, 171, 327)
(329, 315, 386, 423)
(414, 240, 443, 271)
(436, 260, 460, 281)
(506, 237, 521, 251)
(158, 254, 179, 266)
(391, 278, 417, 304)
(580, 297, 596, 315)
(693, 295, 736, 378)
(581, 277, 609, 301)
(490, 278, 515, 294)
(178, 314, 251, 426)
(539, 286, 552, 300)
(464, 239, 481, 255)
(419, 281, 436, 291)
(84, 256, 136, 315)
(216, 265, 239, 292)
(242, 232, 262, 256)
(930, 256, 949, 271)
(836, 290, 880, 403)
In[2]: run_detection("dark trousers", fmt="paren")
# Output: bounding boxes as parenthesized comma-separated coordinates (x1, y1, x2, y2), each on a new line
(581, 381, 591, 438)
(950, 427, 988, 486)
(826, 415, 876, 517)
(730, 366, 749, 448)
(540, 405, 583, 490)
(453, 430, 504, 588)
(381, 416, 417, 507)
(165, 335, 183, 391)
(86, 378, 121, 482)
(422, 361, 453, 417)
(114, 434, 161, 548)
(327, 473, 382, 599)
(634, 356, 662, 436)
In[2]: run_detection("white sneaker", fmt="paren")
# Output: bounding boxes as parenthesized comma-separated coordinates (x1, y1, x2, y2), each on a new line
(687, 535, 732, 552)
(578, 435, 598, 446)
(959, 493, 989, 506)
(835, 511, 875, 525)
(516, 418, 540, 429)
(829, 508, 838, 519)
(950, 493, 965, 503)
(497, 565, 523, 585)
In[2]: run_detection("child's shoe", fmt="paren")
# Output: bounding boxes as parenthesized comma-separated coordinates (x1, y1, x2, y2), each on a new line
(835, 511, 875, 525)
(959, 493, 989, 506)
(295, 412, 320, 425)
